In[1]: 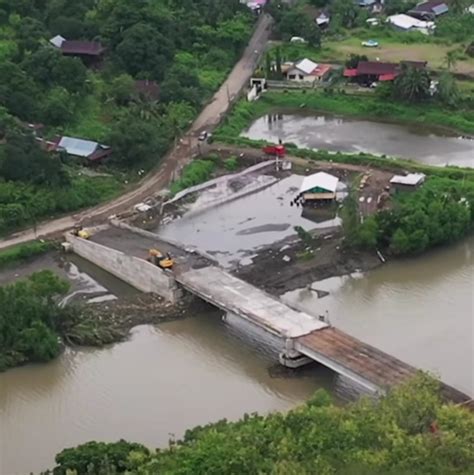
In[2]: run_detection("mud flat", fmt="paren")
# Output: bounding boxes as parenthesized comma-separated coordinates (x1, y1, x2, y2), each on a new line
(233, 231, 381, 295)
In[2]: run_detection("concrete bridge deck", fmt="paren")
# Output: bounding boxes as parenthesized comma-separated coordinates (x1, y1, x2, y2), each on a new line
(177, 266, 328, 339)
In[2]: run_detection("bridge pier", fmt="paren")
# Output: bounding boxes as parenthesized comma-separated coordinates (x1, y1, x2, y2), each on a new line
(279, 339, 312, 369)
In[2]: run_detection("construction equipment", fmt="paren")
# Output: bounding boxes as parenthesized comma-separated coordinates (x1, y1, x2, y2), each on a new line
(72, 225, 91, 239)
(147, 249, 174, 270)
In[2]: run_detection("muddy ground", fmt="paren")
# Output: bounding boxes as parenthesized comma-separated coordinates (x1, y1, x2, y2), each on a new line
(233, 231, 381, 296)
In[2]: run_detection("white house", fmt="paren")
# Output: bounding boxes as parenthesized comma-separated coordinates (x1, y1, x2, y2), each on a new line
(386, 14, 435, 34)
(285, 59, 332, 83)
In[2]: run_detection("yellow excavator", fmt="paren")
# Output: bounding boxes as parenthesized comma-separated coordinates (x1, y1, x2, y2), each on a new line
(147, 249, 174, 270)
(72, 225, 91, 239)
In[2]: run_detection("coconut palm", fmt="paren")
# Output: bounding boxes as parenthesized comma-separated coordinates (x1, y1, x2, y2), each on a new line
(393, 65, 431, 102)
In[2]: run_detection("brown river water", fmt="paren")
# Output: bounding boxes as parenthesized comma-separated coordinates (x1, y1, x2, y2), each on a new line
(1, 183, 473, 473)
(242, 113, 474, 168)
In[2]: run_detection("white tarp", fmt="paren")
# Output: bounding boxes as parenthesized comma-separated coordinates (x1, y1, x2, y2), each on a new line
(300, 172, 339, 193)
(390, 173, 426, 186)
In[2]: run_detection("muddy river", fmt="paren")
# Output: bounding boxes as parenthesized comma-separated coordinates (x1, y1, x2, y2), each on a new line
(1, 199, 473, 472)
(242, 113, 474, 168)
(0, 256, 333, 475)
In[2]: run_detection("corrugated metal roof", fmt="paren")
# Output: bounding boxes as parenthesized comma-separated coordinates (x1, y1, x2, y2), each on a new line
(432, 3, 449, 14)
(295, 58, 318, 75)
(300, 172, 339, 194)
(390, 173, 426, 186)
(58, 136, 99, 157)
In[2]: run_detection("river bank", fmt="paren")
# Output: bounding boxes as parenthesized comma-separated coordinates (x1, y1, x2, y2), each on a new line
(217, 92, 474, 140)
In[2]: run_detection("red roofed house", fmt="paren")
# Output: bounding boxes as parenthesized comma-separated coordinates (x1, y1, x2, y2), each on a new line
(284, 58, 332, 83)
(344, 60, 427, 84)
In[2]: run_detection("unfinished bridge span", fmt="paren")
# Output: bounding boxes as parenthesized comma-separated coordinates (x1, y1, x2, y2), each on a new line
(65, 232, 471, 404)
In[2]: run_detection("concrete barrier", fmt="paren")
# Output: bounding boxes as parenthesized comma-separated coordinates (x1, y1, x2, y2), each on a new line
(66, 234, 180, 303)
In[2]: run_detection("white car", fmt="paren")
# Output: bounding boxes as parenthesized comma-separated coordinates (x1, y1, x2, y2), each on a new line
(290, 36, 307, 44)
(362, 39, 379, 47)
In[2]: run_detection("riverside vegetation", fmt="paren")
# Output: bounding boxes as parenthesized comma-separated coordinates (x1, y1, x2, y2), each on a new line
(0, 270, 136, 371)
(0, 0, 254, 234)
(43, 374, 474, 475)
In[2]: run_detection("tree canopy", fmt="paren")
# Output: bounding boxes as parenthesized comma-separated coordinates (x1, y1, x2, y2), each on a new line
(0, 270, 70, 371)
(45, 374, 474, 474)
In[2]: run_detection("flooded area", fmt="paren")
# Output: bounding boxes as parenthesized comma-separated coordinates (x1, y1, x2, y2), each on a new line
(282, 237, 474, 396)
(242, 113, 474, 168)
(0, 312, 334, 475)
(157, 175, 341, 266)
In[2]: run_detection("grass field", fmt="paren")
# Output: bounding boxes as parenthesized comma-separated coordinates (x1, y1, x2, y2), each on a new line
(325, 37, 474, 76)
(270, 36, 474, 77)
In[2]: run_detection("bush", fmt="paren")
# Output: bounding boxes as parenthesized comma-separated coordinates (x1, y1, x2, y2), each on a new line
(223, 157, 239, 171)
(0, 241, 54, 268)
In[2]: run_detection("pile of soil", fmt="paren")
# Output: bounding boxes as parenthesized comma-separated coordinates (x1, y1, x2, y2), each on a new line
(61, 293, 211, 347)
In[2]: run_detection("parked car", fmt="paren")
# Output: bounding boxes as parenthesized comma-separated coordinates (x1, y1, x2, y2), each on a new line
(361, 39, 379, 47)
(290, 36, 307, 43)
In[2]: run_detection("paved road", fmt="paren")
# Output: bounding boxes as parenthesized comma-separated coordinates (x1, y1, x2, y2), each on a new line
(0, 14, 273, 251)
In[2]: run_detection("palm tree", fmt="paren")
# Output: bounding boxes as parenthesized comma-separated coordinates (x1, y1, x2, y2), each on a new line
(394, 65, 431, 102)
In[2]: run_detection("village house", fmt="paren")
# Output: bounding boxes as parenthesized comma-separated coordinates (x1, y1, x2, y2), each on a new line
(390, 173, 426, 193)
(49, 136, 112, 164)
(408, 0, 449, 20)
(386, 14, 435, 34)
(344, 60, 427, 84)
(284, 59, 332, 83)
(50, 35, 106, 65)
(298, 172, 339, 205)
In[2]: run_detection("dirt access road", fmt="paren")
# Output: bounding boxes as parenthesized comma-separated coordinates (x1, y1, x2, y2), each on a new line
(0, 14, 273, 251)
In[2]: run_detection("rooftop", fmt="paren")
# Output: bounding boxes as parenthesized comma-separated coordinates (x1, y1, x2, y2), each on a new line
(60, 40, 105, 56)
(58, 136, 110, 159)
(295, 58, 319, 75)
(390, 173, 426, 186)
(410, 0, 448, 15)
(300, 172, 339, 194)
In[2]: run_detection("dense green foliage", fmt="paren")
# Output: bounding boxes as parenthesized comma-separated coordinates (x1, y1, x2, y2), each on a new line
(46, 375, 474, 474)
(0, 0, 253, 234)
(0, 270, 70, 371)
(352, 177, 474, 255)
(0, 240, 54, 268)
(51, 440, 150, 475)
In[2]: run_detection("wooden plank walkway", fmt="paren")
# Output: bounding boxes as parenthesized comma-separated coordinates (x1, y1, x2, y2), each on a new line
(296, 327, 471, 404)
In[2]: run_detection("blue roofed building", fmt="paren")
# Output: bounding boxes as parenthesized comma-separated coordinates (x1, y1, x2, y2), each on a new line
(56, 136, 112, 163)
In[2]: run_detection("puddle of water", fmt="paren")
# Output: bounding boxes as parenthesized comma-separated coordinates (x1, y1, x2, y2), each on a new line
(157, 175, 340, 266)
(242, 113, 474, 168)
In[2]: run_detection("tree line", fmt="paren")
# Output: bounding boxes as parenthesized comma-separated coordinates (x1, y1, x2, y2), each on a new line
(43, 374, 474, 474)
(345, 176, 474, 255)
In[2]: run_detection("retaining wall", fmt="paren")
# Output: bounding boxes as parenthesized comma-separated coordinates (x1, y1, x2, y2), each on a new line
(66, 234, 180, 303)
